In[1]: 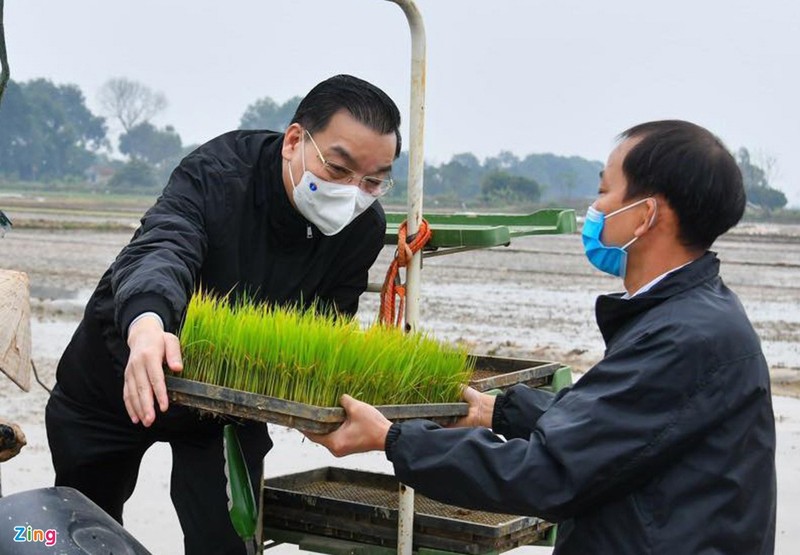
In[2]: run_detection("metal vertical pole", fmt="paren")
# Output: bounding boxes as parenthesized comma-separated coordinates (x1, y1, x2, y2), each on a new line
(385, 2, 426, 555)
(387, 0, 426, 335)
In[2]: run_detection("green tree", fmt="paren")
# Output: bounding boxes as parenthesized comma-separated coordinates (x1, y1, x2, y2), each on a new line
(516, 153, 602, 201)
(736, 148, 768, 189)
(98, 77, 167, 133)
(119, 122, 182, 166)
(481, 171, 541, 205)
(485, 150, 520, 172)
(239, 96, 302, 131)
(0, 79, 106, 180)
(736, 148, 787, 210)
(437, 153, 483, 200)
(746, 185, 787, 210)
(107, 159, 157, 191)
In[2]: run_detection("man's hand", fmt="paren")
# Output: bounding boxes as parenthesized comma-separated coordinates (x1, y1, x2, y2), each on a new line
(123, 316, 183, 427)
(0, 420, 26, 462)
(451, 386, 496, 429)
(304, 395, 392, 456)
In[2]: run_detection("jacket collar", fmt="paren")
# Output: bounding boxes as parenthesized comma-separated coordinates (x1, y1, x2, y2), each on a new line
(255, 133, 320, 245)
(254, 132, 285, 208)
(595, 251, 720, 345)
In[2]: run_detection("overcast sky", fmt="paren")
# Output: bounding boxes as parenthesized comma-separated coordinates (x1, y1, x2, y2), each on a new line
(7, 0, 800, 206)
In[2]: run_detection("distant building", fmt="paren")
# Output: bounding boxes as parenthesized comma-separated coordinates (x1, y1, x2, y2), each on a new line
(84, 164, 115, 185)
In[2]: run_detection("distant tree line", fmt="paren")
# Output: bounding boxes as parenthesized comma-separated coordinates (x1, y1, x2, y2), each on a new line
(0, 77, 789, 210)
(385, 151, 603, 207)
(735, 148, 787, 211)
(0, 79, 106, 181)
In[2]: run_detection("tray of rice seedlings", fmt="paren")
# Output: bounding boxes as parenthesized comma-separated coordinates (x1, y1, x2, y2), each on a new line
(166, 292, 475, 433)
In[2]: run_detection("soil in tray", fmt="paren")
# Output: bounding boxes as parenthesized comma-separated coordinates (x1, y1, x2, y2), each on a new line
(276, 479, 521, 526)
(467, 356, 562, 393)
(469, 367, 551, 388)
(470, 368, 508, 381)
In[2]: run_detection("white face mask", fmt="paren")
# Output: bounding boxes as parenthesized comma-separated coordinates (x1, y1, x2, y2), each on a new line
(288, 135, 377, 236)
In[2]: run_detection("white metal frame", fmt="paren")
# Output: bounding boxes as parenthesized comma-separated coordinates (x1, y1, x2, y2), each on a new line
(384, 1, 427, 553)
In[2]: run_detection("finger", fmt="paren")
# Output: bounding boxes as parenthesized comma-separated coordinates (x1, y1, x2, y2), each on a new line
(150, 334, 182, 413)
(302, 430, 328, 444)
(148, 360, 169, 414)
(122, 380, 139, 424)
(473, 393, 484, 427)
(302, 428, 342, 454)
(123, 365, 143, 424)
(302, 430, 321, 441)
(131, 356, 157, 426)
(339, 394, 356, 410)
(462, 386, 479, 403)
(164, 333, 183, 372)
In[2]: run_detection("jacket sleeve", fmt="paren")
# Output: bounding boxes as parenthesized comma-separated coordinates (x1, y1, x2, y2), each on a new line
(491, 384, 563, 440)
(317, 206, 386, 317)
(386, 321, 759, 522)
(111, 153, 221, 335)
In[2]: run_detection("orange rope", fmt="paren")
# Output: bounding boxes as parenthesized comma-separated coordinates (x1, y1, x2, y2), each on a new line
(379, 219, 431, 328)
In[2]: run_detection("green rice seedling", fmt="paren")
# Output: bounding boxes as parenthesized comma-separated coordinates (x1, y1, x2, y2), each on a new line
(176, 290, 475, 407)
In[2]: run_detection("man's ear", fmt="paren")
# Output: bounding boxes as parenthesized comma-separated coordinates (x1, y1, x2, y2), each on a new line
(281, 123, 303, 161)
(634, 198, 659, 238)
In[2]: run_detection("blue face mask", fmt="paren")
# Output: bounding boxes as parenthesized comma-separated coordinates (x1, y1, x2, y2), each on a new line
(581, 198, 656, 278)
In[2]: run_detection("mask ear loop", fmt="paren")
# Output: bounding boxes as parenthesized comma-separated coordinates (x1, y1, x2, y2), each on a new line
(606, 196, 650, 219)
(647, 198, 658, 228)
(300, 131, 307, 173)
(287, 130, 307, 189)
(618, 197, 658, 250)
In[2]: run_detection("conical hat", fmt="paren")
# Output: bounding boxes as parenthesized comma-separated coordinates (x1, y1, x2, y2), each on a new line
(0, 269, 31, 392)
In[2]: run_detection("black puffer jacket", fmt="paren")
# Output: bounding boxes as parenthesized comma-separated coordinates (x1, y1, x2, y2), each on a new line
(56, 130, 386, 406)
(386, 252, 776, 554)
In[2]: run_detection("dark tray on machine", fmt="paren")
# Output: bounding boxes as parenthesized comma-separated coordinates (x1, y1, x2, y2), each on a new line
(262, 467, 552, 555)
(167, 355, 564, 433)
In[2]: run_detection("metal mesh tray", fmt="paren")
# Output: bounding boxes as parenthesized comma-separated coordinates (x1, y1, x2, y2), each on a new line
(263, 467, 552, 555)
(166, 355, 563, 433)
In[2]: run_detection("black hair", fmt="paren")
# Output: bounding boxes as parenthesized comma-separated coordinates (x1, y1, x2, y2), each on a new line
(619, 120, 745, 250)
(290, 74, 402, 158)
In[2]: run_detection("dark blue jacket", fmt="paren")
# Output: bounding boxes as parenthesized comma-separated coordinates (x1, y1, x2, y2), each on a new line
(386, 252, 776, 554)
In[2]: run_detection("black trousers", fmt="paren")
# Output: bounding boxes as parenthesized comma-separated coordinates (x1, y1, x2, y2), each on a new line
(45, 383, 271, 555)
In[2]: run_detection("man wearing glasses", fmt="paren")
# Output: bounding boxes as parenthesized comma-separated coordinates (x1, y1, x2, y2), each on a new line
(45, 74, 400, 555)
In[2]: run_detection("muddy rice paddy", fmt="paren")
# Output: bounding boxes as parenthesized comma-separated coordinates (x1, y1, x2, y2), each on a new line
(1, 197, 798, 553)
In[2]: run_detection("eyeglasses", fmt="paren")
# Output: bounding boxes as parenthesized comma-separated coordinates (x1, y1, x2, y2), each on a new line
(305, 130, 394, 197)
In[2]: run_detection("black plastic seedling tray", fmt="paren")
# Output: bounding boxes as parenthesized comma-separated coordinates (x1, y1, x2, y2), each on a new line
(166, 355, 563, 433)
(166, 375, 467, 433)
